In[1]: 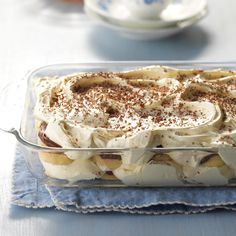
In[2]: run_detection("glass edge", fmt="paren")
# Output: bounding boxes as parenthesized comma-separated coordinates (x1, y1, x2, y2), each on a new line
(18, 61, 236, 151)
(24, 61, 236, 80)
(14, 128, 233, 153)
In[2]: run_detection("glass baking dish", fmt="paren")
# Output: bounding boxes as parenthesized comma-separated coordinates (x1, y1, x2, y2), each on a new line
(0, 61, 236, 187)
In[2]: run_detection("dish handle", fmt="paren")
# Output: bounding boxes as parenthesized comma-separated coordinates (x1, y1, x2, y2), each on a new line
(0, 79, 26, 134)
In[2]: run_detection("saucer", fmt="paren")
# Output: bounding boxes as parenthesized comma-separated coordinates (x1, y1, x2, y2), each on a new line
(85, 0, 207, 29)
(85, 6, 207, 40)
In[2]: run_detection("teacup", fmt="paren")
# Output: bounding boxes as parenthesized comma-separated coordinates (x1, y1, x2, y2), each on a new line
(124, 0, 172, 20)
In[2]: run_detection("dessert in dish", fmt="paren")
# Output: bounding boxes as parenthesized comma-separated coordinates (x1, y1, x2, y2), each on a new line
(33, 65, 236, 186)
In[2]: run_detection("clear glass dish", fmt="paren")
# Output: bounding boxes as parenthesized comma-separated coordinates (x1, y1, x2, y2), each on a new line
(0, 61, 236, 187)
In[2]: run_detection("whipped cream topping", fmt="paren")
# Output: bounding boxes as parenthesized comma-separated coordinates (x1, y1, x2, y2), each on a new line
(34, 66, 236, 184)
(113, 163, 183, 186)
(41, 159, 103, 181)
(183, 167, 230, 186)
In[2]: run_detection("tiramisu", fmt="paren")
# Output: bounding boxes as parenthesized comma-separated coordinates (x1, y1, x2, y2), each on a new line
(33, 66, 236, 186)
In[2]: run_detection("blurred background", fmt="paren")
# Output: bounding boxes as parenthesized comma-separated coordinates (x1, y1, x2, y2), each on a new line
(1, 0, 236, 81)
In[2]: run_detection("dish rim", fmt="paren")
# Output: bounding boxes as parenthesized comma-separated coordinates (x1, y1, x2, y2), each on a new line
(3, 60, 236, 152)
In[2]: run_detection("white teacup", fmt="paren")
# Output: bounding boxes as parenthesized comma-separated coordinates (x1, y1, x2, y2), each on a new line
(124, 0, 171, 20)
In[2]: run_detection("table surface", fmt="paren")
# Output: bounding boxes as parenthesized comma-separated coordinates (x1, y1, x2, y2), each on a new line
(1, 0, 236, 235)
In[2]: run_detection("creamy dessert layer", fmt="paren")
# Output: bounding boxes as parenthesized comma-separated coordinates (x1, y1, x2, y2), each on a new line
(33, 66, 236, 185)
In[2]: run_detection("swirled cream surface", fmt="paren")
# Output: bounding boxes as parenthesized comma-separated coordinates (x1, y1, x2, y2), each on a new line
(34, 66, 236, 184)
